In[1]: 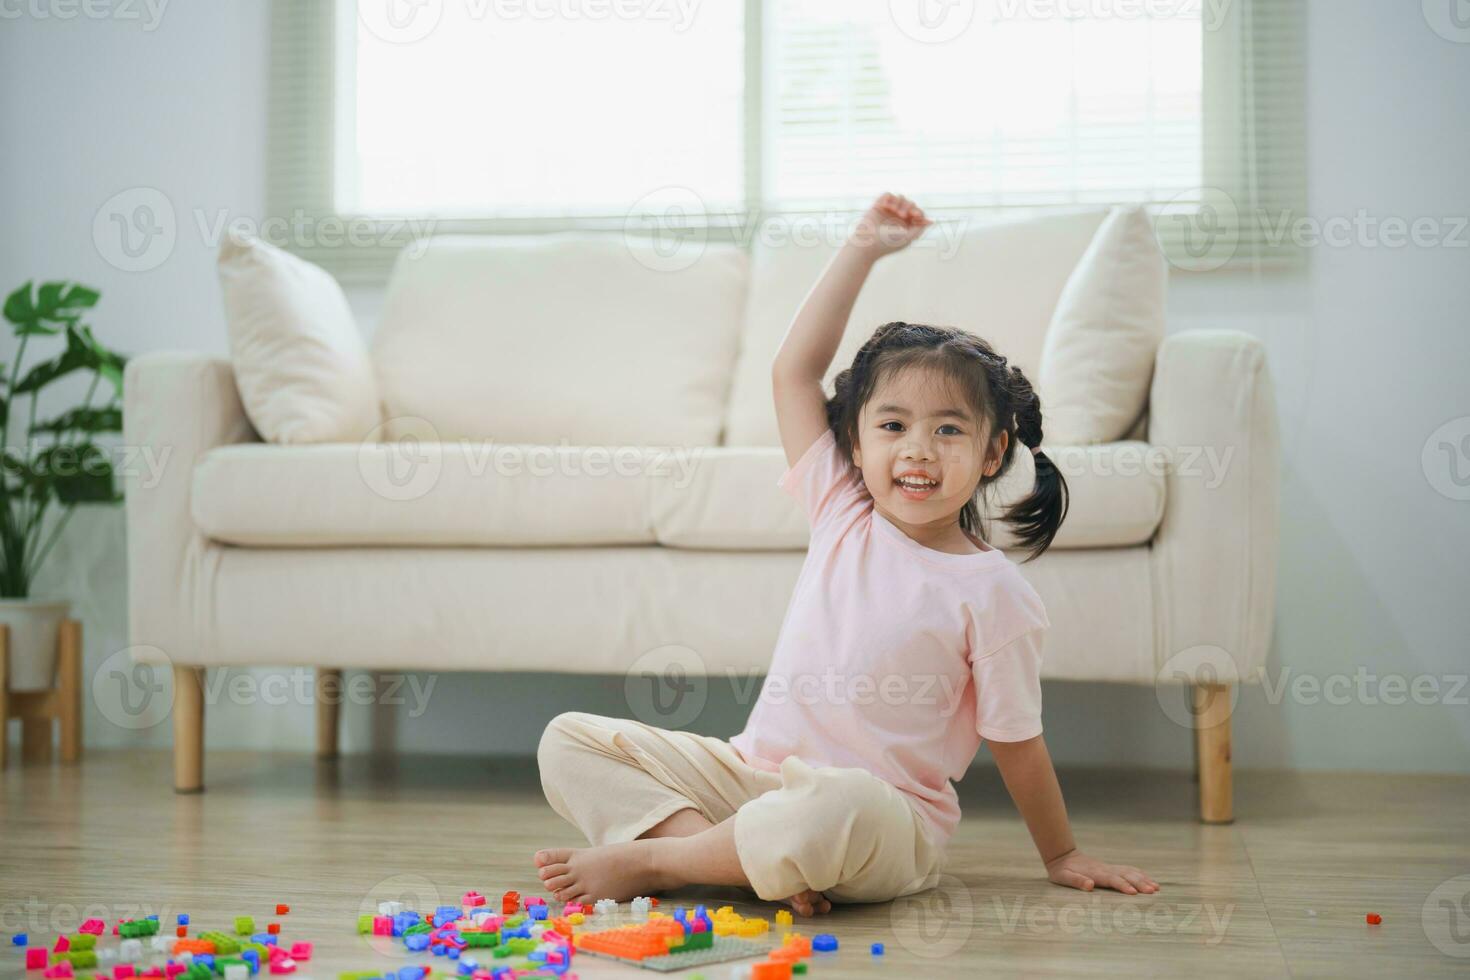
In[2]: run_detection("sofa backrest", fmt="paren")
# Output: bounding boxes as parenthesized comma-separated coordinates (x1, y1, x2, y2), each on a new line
(722, 206, 1110, 446)
(372, 233, 749, 446)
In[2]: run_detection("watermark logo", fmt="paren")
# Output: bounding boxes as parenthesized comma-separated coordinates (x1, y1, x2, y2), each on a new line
(92, 645, 175, 731)
(1423, 0, 1470, 43)
(358, 874, 443, 956)
(1154, 644, 1240, 730)
(1154, 187, 1240, 273)
(1424, 875, 1470, 959)
(623, 644, 708, 729)
(359, 0, 445, 44)
(0, 0, 170, 30)
(1422, 416, 1470, 501)
(624, 186, 709, 273)
(890, 0, 976, 44)
(359, 416, 445, 502)
(889, 873, 974, 958)
(93, 187, 176, 273)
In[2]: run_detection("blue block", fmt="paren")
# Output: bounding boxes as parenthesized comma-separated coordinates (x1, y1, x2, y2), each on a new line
(195, 955, 215, 971)
(398, 968, 425, 980)
(251, 933, 277, 947)
(11, 935, 27, 947)
(812, 933, 838, 952)
(177, 915, 190, 926)
(432, 944, 447, 957)
(405, 935, 430, 952)
(871, 941, 885, 955)
(527, 906, 548, 921)
(447, 948, 460, 960)
(241, 950, 260, 972)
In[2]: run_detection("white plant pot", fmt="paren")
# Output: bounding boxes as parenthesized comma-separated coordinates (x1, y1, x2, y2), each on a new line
(0, 597, 72, 692)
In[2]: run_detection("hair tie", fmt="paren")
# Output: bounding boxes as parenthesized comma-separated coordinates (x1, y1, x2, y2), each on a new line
(1030, 445, 1041, 456)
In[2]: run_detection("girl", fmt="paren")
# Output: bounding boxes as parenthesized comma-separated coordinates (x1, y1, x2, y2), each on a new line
(535, 193, 1159, 916)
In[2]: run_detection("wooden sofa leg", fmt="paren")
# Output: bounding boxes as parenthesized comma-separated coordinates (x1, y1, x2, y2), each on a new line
(316, 668, 342, 758)
(1193, 682, 1233, 823)
(173, 666, 205, 793)
(58, 620, 82, 763)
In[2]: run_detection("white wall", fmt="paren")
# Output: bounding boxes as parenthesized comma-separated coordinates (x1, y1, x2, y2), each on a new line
(1, 1, 1466, 772)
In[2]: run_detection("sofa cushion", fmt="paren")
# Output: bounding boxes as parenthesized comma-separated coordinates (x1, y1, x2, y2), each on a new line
(723, 207, 1110, 447)
(216, 231, 382, 444)
(192, 440, 1164, 551)
(1038, 204, 1168, 444)
(371, 234, 748, 448)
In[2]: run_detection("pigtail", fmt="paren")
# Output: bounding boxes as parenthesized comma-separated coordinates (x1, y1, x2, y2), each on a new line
(1001, 366, 1069, 562)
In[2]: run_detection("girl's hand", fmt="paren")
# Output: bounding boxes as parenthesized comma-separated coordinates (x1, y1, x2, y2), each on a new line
(849, 192, 932, 256)
(1045, 849, 1160, 895)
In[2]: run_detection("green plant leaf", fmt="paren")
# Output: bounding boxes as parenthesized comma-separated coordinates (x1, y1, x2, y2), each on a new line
(35, 443, 118, 504)
(4, 281, 100, 336)
(1, 452, 50, 498)
(3, 281, 38, 328)
(66, 323, 127, 395)
(30, 406, 123, 435)
(36, 282, 100, 323)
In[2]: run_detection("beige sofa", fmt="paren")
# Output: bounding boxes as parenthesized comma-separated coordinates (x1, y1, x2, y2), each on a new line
(123, 207, 1279, 820)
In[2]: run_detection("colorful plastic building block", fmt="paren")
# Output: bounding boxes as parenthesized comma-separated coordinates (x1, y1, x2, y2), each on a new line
(78, 922, 105, 937)
(12, 934, 28, 946)
(233, 920, 254, 938)
(811, 934, 837, 952)
(870, 941, 884, 955)
(1366, 913, 1382, 925)
(27, 948, 49, 970)
(275, 906, 289, 917)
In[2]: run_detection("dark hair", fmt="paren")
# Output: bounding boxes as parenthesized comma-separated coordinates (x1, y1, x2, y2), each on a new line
(824, 321, 1069, 562)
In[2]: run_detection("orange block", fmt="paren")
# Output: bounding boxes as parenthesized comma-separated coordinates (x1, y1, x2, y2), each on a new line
(752, 961, 793, 980)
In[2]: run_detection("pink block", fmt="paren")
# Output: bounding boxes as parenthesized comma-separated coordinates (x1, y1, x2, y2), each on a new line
(286, 943, 311, 962)
(371, 917, 391, 936)
(165, 966, 185, 977)
(79, 922, 106, 936)
(524, 897, 545, 907)
(113, 966, 135, 980)
(53, 938, 71, 953)
(267, 959, 296, 975)
(26, 948, 49, 969)
(44, 965, 74, 979)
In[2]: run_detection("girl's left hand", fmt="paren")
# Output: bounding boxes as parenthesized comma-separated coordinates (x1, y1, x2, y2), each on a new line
(1045, 849, 1160, 894)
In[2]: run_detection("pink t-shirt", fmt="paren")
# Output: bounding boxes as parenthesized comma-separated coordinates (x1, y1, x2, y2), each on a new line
(730, 428, 1050, 846)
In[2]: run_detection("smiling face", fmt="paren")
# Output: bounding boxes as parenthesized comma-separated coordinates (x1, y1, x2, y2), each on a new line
(850, 363, 1008, 534)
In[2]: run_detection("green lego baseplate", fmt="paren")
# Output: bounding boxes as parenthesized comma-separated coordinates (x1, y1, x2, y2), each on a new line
(578, 934, 772, 973)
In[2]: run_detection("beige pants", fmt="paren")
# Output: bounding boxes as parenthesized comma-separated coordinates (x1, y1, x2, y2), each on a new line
(536, 711, 947, 904)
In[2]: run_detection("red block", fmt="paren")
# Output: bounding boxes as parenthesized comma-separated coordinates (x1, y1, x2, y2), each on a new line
(275, 906, 289, 916)
(266, 924, 279, 936)
(1366, 913, 1382, 925)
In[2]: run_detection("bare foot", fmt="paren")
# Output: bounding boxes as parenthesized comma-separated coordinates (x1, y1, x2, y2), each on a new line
(533, 842, 680, 904)
(782, 888, 831, 917)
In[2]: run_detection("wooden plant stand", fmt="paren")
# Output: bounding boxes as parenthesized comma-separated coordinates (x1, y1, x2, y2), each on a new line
(0, 620, 82, 768)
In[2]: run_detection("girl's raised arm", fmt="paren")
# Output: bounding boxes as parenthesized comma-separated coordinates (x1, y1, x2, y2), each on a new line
(770, 193, 932, 467)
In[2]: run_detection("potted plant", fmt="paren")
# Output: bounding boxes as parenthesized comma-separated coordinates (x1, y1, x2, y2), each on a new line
(1, 281, 126, 691)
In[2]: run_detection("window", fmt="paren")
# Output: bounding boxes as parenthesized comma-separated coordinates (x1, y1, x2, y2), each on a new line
(269, 0, 1305, 280)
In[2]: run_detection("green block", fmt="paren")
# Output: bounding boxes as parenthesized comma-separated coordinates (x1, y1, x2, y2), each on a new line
(671, 930, 713, 952)
(68, 934, 97, 951)
(234, 917, 255, 936)
(55, 951, 99, 968)
(462, 931, 500, 948)
(503, 913, 526, 928)
(403, 923, 431, 936)
(793, 963, 808, 974)
(199, 931, 242, 955)
(183, 964, 213, 980)
(244, 943, 270, 962)
(356, 915, 374, 935)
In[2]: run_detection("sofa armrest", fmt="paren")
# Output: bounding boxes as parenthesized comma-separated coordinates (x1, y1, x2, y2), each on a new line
(123, 352, 258, 658)
(1147, 330, 1280, 684)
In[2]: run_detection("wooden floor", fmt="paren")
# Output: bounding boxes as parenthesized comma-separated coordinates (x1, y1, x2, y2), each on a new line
(2, 752, 1468, 978)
